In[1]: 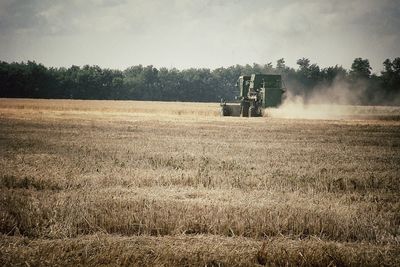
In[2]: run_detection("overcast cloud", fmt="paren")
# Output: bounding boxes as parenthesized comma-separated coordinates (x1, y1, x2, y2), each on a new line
(0, 0, 399, 72)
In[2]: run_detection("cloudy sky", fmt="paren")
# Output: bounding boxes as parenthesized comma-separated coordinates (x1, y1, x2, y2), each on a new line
(0, 0, 399, 72)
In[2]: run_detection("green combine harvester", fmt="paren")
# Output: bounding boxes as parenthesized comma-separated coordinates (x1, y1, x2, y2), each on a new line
(220, 74, 285, 117)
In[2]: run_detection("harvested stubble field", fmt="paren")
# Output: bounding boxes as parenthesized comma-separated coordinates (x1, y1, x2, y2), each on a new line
(0, 98, 399, 266)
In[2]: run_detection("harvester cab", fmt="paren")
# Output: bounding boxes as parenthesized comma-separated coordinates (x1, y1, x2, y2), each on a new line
(221, 74, 285, 117)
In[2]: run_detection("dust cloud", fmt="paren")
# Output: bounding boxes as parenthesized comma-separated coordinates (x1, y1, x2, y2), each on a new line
(267, 79, 369, 119)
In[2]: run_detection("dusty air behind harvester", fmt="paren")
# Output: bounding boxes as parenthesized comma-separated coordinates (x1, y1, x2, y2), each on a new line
(220, 74, 285, 117)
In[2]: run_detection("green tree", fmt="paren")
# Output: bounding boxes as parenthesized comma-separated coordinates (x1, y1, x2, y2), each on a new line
(276, 58, 286, 73)
(296, 58, 310, 70)
(381, 58, 400, 102)
(350, 58, 371, 80)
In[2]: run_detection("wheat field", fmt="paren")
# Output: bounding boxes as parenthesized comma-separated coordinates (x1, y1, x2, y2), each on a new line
(0, 98, 399, 266)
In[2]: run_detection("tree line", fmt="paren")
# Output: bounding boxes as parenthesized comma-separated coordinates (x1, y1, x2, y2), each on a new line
(0, 57, 399, 105)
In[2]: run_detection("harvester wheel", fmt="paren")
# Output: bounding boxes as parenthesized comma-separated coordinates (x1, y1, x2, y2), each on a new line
(256, 107, 263, 117)
(240, 102, 249, 117)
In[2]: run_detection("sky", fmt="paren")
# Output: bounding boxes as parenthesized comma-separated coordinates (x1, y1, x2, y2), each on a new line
(0, 0, 399, 72)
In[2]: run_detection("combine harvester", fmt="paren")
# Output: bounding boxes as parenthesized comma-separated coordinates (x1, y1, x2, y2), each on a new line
(221, 74, 285, 117)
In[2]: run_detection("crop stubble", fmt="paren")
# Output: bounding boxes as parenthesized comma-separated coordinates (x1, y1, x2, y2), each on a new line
(0, 99, 399, 266)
